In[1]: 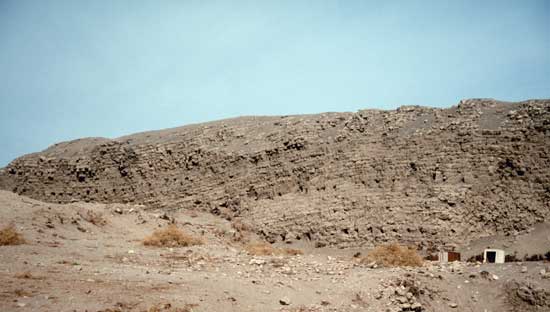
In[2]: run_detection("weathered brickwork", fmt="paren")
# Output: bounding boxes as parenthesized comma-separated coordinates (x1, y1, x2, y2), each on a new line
(1, 99, 549, 250)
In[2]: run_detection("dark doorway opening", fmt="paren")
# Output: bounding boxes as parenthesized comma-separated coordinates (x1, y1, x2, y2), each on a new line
(487, 251, 496, 263)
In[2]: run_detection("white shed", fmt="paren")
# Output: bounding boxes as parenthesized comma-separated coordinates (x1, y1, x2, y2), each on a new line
(483, 249, 505, 263)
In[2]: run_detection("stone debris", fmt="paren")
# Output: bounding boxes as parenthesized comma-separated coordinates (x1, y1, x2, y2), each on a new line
(380, 276, 430, 311)
(506, 281, 550, 309)
(249, 258, 266, 266)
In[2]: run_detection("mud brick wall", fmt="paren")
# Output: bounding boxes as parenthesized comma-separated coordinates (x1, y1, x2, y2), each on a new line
(1, 99, 549, 250)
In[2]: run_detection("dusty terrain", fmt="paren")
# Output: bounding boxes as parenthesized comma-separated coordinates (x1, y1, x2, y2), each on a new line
(1, 190, 550, 312)
(1, 98, 550, 311)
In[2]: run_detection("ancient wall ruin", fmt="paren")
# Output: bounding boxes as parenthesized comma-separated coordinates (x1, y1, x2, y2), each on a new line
(1, 99, 549, 250)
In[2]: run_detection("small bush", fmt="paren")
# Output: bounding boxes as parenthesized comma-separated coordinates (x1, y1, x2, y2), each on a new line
(13, 289, 32, 297)
(0, 225, 25, 246)
(245, 242, 303, 256)
(361, 243, 423, 267)
(14, 271, 33, 279)
(143, 225, 203, 247)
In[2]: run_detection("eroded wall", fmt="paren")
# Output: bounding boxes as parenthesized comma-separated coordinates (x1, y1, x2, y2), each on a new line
(1, 99, 549, 249)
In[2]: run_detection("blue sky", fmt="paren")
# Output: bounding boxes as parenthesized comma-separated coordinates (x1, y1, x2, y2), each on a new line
(0, 0, 549, 166)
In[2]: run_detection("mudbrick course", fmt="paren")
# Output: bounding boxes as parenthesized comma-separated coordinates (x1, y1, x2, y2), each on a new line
(1, 98, 549, 251)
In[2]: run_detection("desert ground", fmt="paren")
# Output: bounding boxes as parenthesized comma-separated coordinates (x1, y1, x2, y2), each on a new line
(1, 190, 549, 312)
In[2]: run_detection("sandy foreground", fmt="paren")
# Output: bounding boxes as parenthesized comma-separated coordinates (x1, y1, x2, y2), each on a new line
(1, 190, 549, 312)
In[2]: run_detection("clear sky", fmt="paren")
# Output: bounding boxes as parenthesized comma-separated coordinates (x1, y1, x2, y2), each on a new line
(0, 0, 549, 166)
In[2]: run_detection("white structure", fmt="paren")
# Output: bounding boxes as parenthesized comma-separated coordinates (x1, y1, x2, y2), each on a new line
(438, 251, 449, 263)
(483, 249, 505, 263)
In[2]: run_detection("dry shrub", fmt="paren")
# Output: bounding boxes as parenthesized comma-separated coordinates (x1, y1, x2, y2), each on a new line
(245, 242, 303, 256)
(13, 289, 32, 297)
(14, 271, 33, 279)
(143, 225, 203, 247)
(0, 225, 25, 246)
(361, 243, 423, 267)
(245, 242, 274, 255)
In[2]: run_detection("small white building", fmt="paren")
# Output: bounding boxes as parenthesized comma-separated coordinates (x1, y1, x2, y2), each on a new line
(483, 249, 505, 263)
